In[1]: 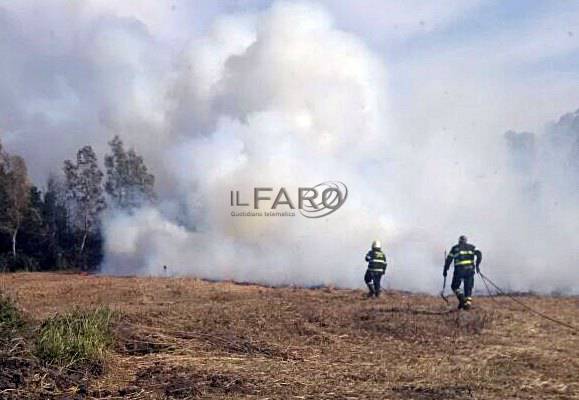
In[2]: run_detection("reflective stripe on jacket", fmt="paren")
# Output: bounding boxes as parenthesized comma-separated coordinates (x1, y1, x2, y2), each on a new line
(448, 244, 479, 268)
(366, 249, 387, 272)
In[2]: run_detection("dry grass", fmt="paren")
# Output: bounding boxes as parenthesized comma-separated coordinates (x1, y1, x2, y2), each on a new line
(0, 272, 578, 399)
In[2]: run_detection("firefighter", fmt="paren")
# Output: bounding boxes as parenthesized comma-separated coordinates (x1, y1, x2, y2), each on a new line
(364, 240, 387, 298)
(443, 235, 482, 310)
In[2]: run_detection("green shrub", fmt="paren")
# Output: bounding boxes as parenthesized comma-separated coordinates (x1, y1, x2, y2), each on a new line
(0, 294, 25, 336)
(35, 307, 116, 368)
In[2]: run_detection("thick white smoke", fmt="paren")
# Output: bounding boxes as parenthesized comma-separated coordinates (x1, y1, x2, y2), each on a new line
(1, 1, 578, 293)
(104, 2, 394, 288)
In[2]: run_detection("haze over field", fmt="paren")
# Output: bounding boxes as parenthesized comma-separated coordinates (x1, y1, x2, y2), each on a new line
(1, 1, 578, 292)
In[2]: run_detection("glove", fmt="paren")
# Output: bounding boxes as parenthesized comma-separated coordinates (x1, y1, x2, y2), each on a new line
(443, 270, 447, 278)
(476, 266, 481, 274)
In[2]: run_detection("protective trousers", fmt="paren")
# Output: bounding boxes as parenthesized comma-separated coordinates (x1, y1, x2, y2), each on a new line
(364, 270, 384, 297)
(451, 267, 475, 307)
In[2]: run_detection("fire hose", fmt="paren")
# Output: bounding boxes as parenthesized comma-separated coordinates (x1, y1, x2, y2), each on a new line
(479, 272, 579, 334)
(440, 250, 449, 303)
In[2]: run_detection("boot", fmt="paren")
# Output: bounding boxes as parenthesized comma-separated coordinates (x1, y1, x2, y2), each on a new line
(457, 293, 465, 310)
(463, 297, 472, 310)
(366, 284, 375, 298)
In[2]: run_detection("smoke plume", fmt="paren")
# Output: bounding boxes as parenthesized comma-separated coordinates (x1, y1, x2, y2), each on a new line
(1, 1, 578, 293)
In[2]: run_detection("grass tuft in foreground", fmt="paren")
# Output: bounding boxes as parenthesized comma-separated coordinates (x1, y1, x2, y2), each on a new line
(35, 307, 116, 368)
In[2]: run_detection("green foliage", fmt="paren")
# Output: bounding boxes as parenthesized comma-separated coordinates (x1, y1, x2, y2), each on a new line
(42, 175, 77, 269)
(105, 135, 156, 211)
(63, 146, 106, 257)
(0, 294, 25, 337)
(0, 135, 155, 271)
(35, 307, 116, 367)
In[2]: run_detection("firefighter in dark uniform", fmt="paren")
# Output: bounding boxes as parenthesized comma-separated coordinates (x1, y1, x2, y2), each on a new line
(364, 240, 387, 298)
(443, 235, 482, 309)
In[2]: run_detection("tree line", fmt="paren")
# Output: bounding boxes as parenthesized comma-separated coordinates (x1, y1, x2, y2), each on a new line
(0, 136, 155, 272)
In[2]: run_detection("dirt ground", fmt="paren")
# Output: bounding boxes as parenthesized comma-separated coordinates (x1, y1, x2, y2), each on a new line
(1, 272, 578, 399)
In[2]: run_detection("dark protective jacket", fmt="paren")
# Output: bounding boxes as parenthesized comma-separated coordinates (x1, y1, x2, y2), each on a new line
(444, 243, 482, 274)
(366, 249, 387, 273)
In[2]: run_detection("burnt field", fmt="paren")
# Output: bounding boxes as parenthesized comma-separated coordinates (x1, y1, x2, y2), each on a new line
(1, 273, 578, 399)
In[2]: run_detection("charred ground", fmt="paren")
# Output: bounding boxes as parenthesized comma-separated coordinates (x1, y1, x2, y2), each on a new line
(1, 273, 578, 399)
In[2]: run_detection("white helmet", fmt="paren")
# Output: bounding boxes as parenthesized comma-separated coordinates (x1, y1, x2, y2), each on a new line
(372, 240, 381, 250)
